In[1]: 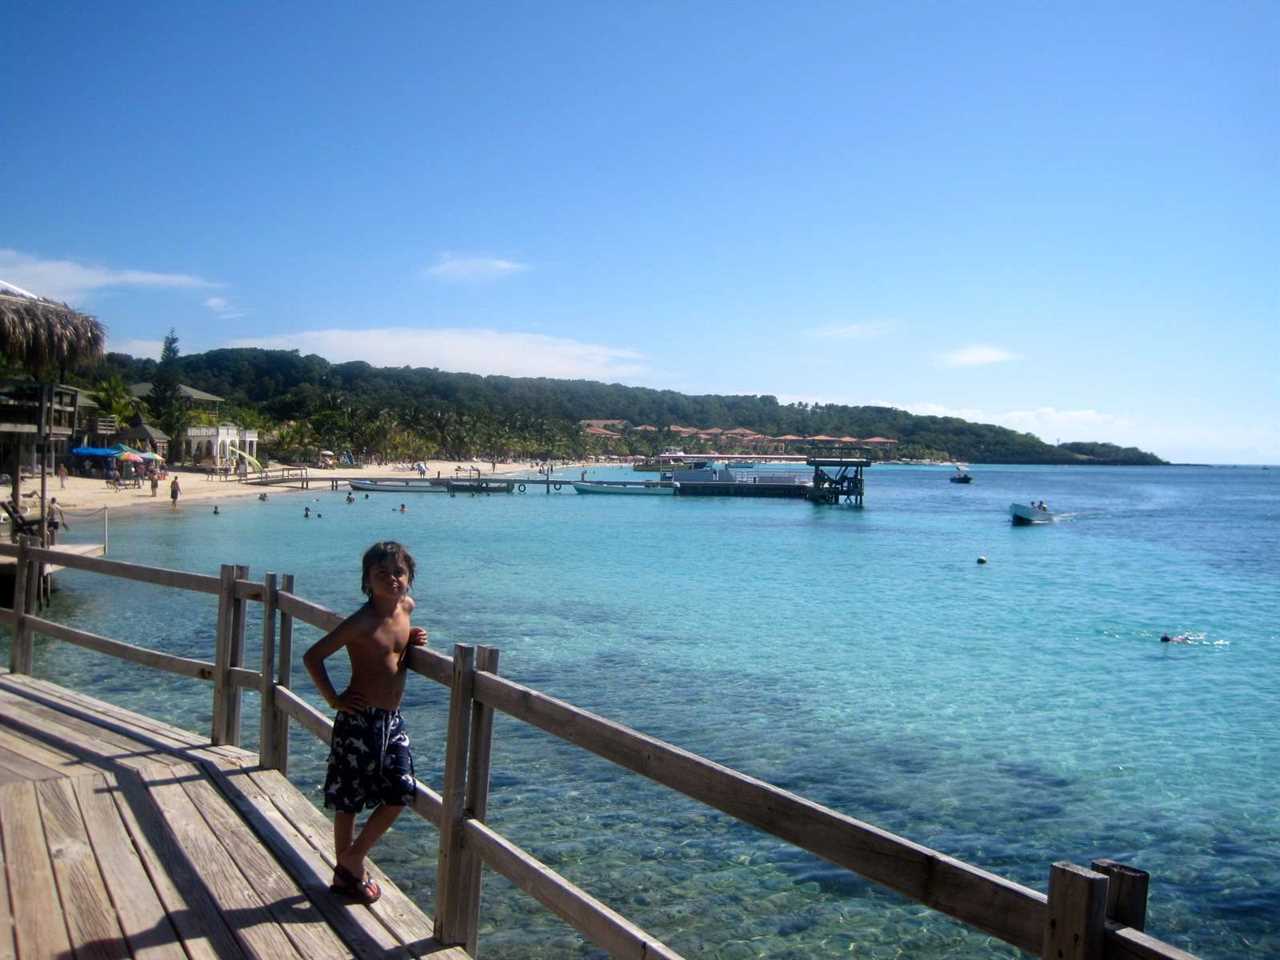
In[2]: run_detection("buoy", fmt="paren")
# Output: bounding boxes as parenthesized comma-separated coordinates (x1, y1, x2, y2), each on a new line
(976, 556, 988, 565)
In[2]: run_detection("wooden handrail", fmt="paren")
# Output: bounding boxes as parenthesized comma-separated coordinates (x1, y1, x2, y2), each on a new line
(462, 818, 683, 960)
(25, 615, 216, 680)
(24, 546, 221, 594)
(472, 669, 1047, 952)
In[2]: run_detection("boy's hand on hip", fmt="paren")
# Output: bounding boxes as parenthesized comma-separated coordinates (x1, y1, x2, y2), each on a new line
(334, 689, 367, 714)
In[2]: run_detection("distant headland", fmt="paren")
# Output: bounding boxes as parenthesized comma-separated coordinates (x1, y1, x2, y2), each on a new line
(93, 346, 1165, 466)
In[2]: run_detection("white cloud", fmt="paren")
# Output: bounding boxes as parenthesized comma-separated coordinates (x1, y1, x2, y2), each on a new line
(426, 253, 529, 282)
(108, 338, 165, 360)
(227, 327, 647, 381)
(0, 248, 215, 304)
(938, 345, 1017, 367)
(204, 296, 244, 320)
(810, 321, 893, 339)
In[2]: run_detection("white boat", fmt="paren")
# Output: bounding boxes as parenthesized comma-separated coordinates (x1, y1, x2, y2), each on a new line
(572, 480, 672, 495)
(1009, 501, 1055, 524)
(348, 477, 448, 493)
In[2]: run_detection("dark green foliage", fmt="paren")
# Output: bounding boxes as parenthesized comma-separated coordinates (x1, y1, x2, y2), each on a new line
(84, 346, 1166, 465)
(148, 329, 189, 443)
(1054, 442, 1165, 465)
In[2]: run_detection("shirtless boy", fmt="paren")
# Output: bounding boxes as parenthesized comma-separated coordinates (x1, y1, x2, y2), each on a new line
(303, 540, 427, 903)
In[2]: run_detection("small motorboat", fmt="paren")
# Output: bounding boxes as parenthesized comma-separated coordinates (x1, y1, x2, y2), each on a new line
(950, 465, 973, 484)
(348, 477, 448, 493)
(1009, 501, 1055, 525)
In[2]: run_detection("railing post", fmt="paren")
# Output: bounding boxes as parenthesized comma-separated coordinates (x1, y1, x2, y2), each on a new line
(457, 644, 500, 956)
(1090, 859, 1149, 932)
(1042, 862, 1108, 960)
(11, 536, 33, 674)
(211, 563, 236, 745)
(434, 644, 476, 947)
(273, 573, 295, 774)
(225, 563, 249, 746)
(258, 572, 278, 769)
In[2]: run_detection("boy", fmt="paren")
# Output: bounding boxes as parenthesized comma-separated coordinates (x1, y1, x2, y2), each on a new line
(304, 540, 427, 904)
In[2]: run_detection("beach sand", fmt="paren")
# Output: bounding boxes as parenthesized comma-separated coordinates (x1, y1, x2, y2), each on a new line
(17, 460, 561, 520)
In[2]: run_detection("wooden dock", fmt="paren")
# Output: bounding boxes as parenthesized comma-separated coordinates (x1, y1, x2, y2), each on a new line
(0, 668, 464, 960)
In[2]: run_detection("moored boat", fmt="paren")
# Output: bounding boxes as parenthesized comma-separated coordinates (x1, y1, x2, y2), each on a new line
(348, 477, 448, 493)
(1009, 501, 1055, 524)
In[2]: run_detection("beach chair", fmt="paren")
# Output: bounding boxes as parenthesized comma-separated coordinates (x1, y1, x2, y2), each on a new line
(1, 500, 43, 537)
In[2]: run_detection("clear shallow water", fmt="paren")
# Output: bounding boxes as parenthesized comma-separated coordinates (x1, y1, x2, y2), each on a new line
(7, 465, 1278, 958)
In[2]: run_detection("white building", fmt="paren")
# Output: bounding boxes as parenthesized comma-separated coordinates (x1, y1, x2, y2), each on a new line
(185, 424, 259, 467)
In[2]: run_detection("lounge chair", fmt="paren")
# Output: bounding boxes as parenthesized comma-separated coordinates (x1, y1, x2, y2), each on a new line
(0, 500, 43, 537)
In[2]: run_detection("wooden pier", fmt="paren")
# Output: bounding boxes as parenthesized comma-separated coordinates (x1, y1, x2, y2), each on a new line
(0, 669, 461, 959)
(0, 538, 1200, 960)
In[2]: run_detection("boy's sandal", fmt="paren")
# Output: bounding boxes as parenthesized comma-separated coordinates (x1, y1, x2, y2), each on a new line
(330, 863, 381, 904)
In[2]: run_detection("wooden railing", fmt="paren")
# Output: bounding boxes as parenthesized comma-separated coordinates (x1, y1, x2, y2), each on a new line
(0, 538, 1197, 960)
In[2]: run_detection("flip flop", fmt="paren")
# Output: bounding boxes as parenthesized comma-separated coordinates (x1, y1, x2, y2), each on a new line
(330, 863, 381, 904)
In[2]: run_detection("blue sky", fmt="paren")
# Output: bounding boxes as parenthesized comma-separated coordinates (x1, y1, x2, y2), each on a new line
(3, 2, 1276, 463)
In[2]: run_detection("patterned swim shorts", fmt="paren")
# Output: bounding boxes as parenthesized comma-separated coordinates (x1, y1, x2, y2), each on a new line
(323, 707, 416, 813)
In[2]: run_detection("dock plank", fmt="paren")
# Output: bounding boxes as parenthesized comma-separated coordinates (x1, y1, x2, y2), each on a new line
(73, 774, 188, 960)
(35, 776, 129, 960)
(138, 759, 305, 960)
(108, 768, 249, 960)
(0, 717, 103, 778)
(0, 741, 65, 781)
(0, 693, 191, 776)
(0, 781, 73, 959)
(248, 766, 441, 954)
(0, 803, 14, 960)
(178, 771, 353, 960)
(206, 762, 414, 959)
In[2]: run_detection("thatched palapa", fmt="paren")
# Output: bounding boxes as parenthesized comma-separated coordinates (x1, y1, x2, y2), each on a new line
(0, 281, 106, 375)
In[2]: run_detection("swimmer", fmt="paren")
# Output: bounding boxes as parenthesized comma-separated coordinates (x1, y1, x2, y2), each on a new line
(213, 505, 220, 515)
(1160, 633, 1190, 644)
(304, 506, 311, 518)
(258, 492, 269, 501)
(399, 503, 406, 512)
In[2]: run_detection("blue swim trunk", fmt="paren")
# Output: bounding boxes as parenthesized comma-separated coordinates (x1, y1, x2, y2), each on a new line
(323, 707, 416, 813)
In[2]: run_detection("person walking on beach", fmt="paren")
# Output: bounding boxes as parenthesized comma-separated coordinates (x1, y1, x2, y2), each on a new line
(44, 498, 68, 544)
(151, 472, 159, 497)
(56, 461, 68, 489)
(303, 541, 427, 904)
(169, 475, 181, 508)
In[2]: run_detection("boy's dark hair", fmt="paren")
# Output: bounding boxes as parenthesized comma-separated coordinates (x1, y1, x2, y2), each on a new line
(361, 540, 416, 596)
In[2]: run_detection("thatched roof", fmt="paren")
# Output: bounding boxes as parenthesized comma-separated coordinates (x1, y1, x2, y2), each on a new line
(0, 281, 106, 374)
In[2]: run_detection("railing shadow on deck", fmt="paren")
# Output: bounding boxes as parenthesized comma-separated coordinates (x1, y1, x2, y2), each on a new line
(0, 538, 1197, 960)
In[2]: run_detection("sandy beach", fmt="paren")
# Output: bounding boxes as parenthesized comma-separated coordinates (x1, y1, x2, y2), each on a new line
(17, 460, 563, 520)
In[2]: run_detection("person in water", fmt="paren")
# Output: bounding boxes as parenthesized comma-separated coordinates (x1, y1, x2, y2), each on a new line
(1161, 633, 1191, 644)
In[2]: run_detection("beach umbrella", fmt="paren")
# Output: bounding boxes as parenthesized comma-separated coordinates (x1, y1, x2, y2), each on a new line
(116, 451, 144, 463)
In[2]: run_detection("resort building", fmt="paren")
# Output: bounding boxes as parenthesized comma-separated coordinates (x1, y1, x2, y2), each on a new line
(185, 423, 259, 467)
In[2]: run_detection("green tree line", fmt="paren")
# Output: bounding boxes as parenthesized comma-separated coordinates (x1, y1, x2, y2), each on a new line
(89, 347, 1165, 465)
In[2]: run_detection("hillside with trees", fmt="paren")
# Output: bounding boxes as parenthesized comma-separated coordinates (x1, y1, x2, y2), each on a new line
(91, 347, 1166, 465)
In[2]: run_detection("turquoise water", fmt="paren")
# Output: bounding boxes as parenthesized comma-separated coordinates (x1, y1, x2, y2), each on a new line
(8, 465, 1278, 958)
